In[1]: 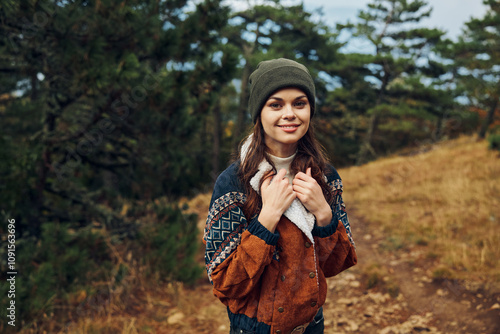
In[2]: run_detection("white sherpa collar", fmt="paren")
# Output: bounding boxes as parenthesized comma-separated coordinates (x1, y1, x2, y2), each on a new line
(240, 134, 316, 244)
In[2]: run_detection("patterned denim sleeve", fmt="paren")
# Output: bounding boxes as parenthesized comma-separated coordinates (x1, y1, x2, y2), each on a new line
(315, 172, 358, 277)
(331, 178, 355, 248)
(204, 191, 248, 283)
(313, 164, 355, 246)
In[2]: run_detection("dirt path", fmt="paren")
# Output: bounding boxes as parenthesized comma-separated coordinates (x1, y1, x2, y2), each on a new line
(321, 209, 500, 333)
(167, 203, 500, 333)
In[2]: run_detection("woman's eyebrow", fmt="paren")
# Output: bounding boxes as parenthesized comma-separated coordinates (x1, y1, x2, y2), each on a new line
(268, 95, 307, 101)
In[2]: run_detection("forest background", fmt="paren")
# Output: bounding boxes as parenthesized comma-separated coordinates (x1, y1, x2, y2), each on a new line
(0, 0, 499, 332)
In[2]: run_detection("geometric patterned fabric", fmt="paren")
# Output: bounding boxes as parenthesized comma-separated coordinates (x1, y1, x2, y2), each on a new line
(328, 178, 355, 248)
(204, 191, 248, 282)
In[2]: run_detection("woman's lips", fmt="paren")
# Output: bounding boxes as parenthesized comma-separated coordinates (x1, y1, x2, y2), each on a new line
(277, 124, 300, 133)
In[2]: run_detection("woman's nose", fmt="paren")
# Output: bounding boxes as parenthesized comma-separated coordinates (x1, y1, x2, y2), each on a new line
(282, 104, 296, 118)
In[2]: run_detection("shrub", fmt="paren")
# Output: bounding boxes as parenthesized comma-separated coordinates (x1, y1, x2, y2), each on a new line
(432, 265, 455, 281)
(363, 263, 386, 289)
(0, 223, 111, 329)
(361, 262, 400, 297)
(487, 132, 500, 151)
(137, 204, 202, 285)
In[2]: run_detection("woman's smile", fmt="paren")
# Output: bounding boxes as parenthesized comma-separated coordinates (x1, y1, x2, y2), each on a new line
(277, 123, 301, 132)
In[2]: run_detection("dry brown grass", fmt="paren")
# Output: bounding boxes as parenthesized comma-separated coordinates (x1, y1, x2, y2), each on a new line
(340, 135, 500, 289)
(55, 280, 227, 334)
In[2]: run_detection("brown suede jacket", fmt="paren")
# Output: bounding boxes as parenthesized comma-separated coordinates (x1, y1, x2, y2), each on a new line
(203, 162, 357, 334)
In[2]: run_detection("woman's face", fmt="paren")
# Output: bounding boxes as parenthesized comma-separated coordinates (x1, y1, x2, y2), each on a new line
(260, 87, 311, 157)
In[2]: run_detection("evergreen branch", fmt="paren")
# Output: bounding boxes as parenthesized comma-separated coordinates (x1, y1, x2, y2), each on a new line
(40, 205, 87, 225)
(44, 186, 86, 206)
(377, 5, 394, 45)
(0, 94, 22, 104)
(80, 155, 130, 171)
(45, 92, 123, 144)
(105, 136, 134, 153)
(0, 67, 20, 73)
(54, 91, 86, 111)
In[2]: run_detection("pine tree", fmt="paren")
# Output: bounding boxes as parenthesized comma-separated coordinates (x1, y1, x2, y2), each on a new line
(0, 0, 232, 237)
(447, 0, 500, 138)
(341, 0, 446, 164)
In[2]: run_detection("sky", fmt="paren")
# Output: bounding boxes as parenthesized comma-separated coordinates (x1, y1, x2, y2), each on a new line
(303, 0, 488, 40)
(227, 0, 490, 55)
(228, 0, 489, 43)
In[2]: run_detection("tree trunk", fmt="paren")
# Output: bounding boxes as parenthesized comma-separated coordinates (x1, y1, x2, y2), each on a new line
(233, 58, 251, 151)
(212, 100, 221, 179)
(356, 73, 389, 165)
(33, 108, 55, 238)
(478, 97, 499, 139)
(31, 72, 38, 100)
(433, 112, 443, 142)
(356, 111, 379, 165)
(233, 24, 260, 151)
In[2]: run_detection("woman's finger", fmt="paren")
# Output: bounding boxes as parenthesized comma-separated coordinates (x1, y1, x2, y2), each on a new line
(261, 172, 274, 191)
(294, 171, 312, 181)
(292, 184, 308, 194)
(294, 191, 306, 203)
(275, 168, 287, 181)
(285, 187, 297, 204)
(292, 178, 309, 187)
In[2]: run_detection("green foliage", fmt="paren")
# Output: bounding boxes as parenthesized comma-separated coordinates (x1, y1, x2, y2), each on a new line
(381, 235, 407, 252)
(0, 0, 236, 243)
(137, 204, 202, 286)
(432, 266, 455, 281)
(0, 223, 111, 328)
(332, 0, 456, 165)
(362, 262, 399, 297)
(487, 131, 500, 151)
(440, 0, 500, 138)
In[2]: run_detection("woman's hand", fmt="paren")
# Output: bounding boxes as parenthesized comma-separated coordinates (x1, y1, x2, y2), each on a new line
(259, 168, 296, 232)
(293, 168, 332, 226)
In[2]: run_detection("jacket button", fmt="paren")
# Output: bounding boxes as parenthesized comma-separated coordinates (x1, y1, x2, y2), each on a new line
(281, 275, 286, 282)
(311, 301, 317, 307)
(309, 272, 315, 278)
(305, 241, 311, 248)
(276, 331, 282, 334)
(278, 307, 284, 313)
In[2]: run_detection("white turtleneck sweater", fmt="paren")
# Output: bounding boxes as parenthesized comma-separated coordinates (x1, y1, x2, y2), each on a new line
(267, 151, 297, 184)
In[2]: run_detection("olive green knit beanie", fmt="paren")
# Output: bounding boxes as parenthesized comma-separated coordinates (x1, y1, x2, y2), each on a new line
(248, 58, 316, 124)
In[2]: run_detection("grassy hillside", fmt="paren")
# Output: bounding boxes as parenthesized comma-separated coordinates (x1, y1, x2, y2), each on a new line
(340, 135, 500, 288)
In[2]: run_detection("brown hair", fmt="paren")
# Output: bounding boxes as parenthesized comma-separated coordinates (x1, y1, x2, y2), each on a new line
(237, 117, 333, 219)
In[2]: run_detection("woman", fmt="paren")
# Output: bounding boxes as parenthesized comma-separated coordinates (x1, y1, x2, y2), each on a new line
(204, 58, 357, 334)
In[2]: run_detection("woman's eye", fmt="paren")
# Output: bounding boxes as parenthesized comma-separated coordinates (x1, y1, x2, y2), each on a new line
(294, 101, 306, 107)
(270, 103, 281, 109)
